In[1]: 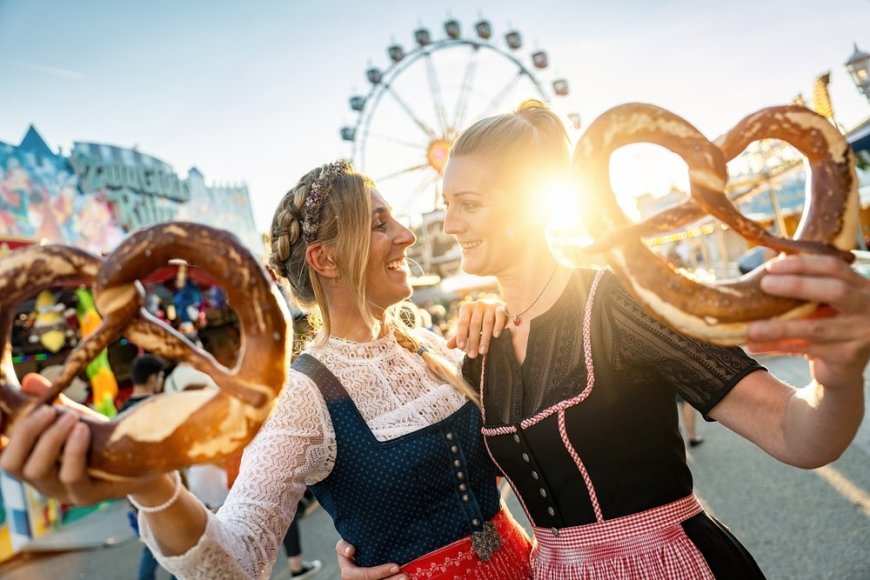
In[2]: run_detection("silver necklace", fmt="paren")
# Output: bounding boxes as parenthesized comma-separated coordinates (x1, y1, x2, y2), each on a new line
(504, 266, 559, 326)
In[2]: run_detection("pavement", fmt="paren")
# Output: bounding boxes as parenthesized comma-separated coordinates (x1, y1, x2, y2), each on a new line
(0, 354, 867, 579)
(21, 501, 135, 552)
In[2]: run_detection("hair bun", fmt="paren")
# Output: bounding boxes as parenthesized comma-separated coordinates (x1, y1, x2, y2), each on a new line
(516, 98, 548, 114)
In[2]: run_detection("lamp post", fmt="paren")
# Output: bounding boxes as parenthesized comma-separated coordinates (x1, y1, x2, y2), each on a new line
(845, 43, 870, 251)
(845, 43, 870, 103)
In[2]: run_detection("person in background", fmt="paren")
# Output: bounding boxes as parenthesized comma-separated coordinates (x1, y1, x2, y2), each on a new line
(280, 503, 322, 579)
(120, 354, 165, 413)
(119, 354, 175, 580)
(677, 394, 704, 447)
(161, 350, 229, 513)
(426, 304, 448, 337)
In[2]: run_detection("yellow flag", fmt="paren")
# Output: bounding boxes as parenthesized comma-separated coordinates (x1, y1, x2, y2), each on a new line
(812, 72, 834, 119)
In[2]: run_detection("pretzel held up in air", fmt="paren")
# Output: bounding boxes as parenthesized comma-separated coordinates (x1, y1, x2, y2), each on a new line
(574, 104, 858, 345)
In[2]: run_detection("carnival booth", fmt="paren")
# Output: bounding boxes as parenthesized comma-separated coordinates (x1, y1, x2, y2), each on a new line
(0, 126, 260, 561)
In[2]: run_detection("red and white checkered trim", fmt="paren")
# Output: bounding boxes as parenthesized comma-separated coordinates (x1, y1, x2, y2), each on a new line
(480, 269, 604, 434)
(531, 495, 714, 580)
(518, 269, 603, 430)
(480, 270, 606, 528)
(557, 408, 603, 522)
(480, 422, 516, 437)
(481, 426, 537, 525)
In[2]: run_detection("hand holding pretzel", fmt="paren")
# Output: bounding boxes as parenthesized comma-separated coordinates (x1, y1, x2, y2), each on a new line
(745, 254, 870, 392)
(574, 104, 859, 345)
(0, 223, 291, 483)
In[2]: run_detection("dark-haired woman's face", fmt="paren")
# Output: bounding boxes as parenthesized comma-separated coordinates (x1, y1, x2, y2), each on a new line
(365, 190, 417, 311)
(441, 154, 523, 276)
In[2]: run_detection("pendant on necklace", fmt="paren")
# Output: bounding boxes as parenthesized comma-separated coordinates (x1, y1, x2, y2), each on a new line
(512, 315, 522, 327)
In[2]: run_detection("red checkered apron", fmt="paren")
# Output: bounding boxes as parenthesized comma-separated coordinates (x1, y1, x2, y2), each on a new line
(399, 508, 532, 579)
(480, 270, 715, 579)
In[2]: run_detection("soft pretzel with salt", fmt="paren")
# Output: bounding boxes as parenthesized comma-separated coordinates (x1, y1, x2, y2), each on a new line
(574, 104, 858, 345)
(0, 223, 291, 479)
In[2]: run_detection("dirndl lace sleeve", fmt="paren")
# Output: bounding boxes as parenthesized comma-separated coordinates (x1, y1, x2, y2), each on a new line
(139, 370, 336, 580)
(601, 272, 765, 417)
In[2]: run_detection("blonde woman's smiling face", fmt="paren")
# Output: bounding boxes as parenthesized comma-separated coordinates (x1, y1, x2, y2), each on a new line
(441, 154, 524, 277)
(364, 189, 416, 310)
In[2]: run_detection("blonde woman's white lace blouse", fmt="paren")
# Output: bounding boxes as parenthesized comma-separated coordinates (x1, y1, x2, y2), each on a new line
(140, 328, 466, 580)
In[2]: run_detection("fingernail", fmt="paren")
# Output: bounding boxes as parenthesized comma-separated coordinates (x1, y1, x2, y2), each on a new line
(457, 340, 465, 348)
(35, 406, 53, 420)
(343, 546, 352, 556)
(389, 566, 400, 574)
(74, 423, 88, 439)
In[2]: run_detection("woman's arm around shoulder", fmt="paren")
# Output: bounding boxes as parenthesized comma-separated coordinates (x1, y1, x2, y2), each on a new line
(445, 298, 507, 358)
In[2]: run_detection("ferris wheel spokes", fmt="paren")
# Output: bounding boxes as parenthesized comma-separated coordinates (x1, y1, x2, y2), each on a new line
(413, 172, 439, 196)
(423, 52, 450, 136)
(342, 18, 576, 218)
(383, 84, 438, 140)
(392, 171, 441, 216)
(377, 163, 431, 183)
(411, 172, 442, 213)
(367, 132, 429, 151)
(451, 45, 481, 132)
(479, 71, 524, 119)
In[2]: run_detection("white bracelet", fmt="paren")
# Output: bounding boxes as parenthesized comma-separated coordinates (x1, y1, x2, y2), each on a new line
(128, 471, 183, 514)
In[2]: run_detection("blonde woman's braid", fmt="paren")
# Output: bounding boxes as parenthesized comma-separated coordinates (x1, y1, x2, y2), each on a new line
(272, 197, 302, 275)
(268, 161, 372, 346)
(269, 170, 320, 307)
(392, 325, 479, 405)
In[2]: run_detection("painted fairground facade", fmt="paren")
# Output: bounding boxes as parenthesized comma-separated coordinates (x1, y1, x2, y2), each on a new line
(0, 126, 260, 562)
(0, 125, 260, 254)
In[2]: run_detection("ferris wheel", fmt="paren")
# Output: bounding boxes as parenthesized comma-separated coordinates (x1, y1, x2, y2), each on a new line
(340, 17, 579, 218)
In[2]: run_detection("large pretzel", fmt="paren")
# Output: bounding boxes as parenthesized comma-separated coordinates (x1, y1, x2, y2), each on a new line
(574, 104, 859, 345)
(0, 223, 291, 480)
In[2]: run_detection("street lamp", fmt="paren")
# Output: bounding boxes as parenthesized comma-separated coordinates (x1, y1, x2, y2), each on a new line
(845, 43, 870, 102)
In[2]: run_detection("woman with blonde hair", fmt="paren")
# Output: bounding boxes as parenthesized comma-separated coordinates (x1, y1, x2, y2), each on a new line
(442, 101, 869, 578)
(342, 100, 870, 578)
(1, 160, 531, 579)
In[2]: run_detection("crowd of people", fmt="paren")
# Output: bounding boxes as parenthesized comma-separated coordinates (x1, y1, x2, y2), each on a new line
(0, 100, 868, 580)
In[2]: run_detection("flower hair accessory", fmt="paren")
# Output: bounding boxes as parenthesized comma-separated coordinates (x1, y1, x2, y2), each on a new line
(300, 160, 352, 242)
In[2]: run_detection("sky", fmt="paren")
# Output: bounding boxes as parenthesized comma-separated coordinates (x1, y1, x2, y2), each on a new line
(1, 0, 869, 233)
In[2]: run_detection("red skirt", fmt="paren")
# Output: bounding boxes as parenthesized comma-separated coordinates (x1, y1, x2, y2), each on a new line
(400, 508, 532, 579)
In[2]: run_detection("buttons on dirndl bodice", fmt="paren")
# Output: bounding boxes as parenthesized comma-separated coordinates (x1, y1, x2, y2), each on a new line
(503, 426, 562, 532)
